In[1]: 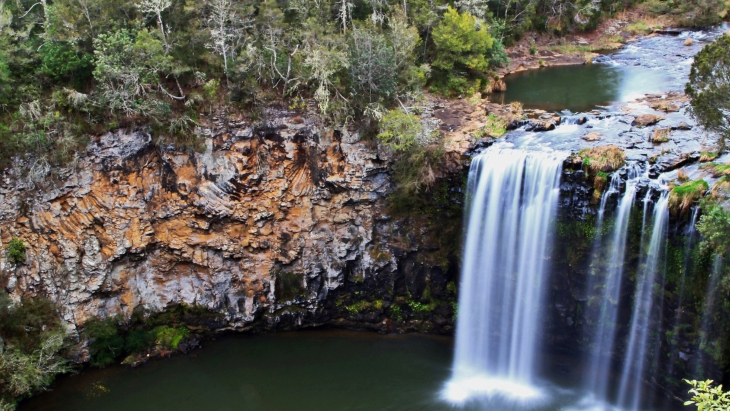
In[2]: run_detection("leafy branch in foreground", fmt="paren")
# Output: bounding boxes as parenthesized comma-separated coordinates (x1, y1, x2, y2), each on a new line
(684, 379, 730, 410)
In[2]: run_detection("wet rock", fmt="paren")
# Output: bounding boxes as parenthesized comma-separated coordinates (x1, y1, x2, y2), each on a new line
(632, 114, 665, 127)
(582, 132, 603, 142)
(684, 38, 693, 46)
(651, 101, 680, 113)
(673, 122, 693, 131)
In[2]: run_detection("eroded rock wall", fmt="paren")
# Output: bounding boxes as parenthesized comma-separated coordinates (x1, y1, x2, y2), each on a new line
(0, 110, 463, 335)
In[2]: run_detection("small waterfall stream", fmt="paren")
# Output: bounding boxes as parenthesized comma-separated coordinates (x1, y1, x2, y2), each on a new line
(616, 192, 670, 410)
(696, 256, 725, 375)
(443, 143, 566, 404)
(585, 164, 643, 402)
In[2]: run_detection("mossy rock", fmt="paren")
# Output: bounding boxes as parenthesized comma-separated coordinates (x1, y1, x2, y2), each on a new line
(669, 179, 709, 215)
(578, 145, 626, 174)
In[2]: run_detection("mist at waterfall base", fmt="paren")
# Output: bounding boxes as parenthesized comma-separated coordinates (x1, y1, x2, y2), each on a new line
(441, 142, 686, 411)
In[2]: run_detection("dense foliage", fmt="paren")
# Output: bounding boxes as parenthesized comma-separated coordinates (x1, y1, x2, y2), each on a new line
(0, 292, 69, 410)
(697, 204, 730, 256)
(3, 0, 711, 174)
(82, 304, 217, 367)
(687, 34, 730, 151)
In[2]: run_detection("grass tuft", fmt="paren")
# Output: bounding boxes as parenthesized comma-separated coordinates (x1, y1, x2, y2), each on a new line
(669, 180, 709, 216)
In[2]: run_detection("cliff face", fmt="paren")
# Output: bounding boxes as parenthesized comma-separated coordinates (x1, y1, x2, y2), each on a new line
(0, 110, 463, 335)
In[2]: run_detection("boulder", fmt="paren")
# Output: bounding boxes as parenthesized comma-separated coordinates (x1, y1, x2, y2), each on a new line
(582, 132, 603, 142)
(632, 114, 665, 127)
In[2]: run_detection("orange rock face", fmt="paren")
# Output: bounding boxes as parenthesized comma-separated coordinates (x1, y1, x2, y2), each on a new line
(0, 114, 404, 331)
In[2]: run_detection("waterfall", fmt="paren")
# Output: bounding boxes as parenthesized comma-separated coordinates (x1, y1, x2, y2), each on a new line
(443, 143, 566, 404)
(585, 164, 643, 401)
(677, 207, 701, 313)
(616, 191, 670, 410)
(696, 255, 725, 375)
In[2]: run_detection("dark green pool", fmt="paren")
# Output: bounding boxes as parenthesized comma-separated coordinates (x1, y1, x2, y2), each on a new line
(493, 64, 671, 112)
(20, 331, 455, 411)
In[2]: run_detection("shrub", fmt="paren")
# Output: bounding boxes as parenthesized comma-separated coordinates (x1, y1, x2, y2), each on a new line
(40, 42, 93, 81)
(377, 108, 422, 152)
(697, 204, 730, 255)
(484, 114, 507, 138)
(684, 379, 730, 410)
(0, 293, 62, 354)
(5, 239, 26, 265)
(83, 317, 125, 367)
(0, 293, 68, 407)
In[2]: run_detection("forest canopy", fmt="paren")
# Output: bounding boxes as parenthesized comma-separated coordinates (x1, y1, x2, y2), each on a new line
(0, 0, 726, 171)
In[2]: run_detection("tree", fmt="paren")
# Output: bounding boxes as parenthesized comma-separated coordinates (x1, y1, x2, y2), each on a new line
(432, 6, 495, 73)
(137, 0, 172, 49)
(92, 28, 173, 116)
(686, 34, 730, 151)
(349, 25, 396, 104)
(206, 0, 250, 80)
(0, 332, 69, 398)
(455, 0, 490, 19)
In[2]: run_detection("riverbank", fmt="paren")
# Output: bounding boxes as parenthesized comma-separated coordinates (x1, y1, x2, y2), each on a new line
(496, 7, 727, 80)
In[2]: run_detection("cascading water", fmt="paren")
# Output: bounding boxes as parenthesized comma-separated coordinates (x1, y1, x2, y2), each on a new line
(696, 256, 725, 375)
(616, 191, 670, 411)
(585, 163, 643, 402)
(443, 143, 566, 405)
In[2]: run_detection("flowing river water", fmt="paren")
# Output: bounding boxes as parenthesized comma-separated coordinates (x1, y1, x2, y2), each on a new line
(21, 26, 730, 411)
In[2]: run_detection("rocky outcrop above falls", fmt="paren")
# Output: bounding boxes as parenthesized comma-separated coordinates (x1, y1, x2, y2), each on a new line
(0, 109, 464, 337)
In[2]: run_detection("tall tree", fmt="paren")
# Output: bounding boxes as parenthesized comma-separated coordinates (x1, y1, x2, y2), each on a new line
(686, 34, 730, 151)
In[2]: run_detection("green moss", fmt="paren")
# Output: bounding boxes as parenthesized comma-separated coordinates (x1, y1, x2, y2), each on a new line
(407, 300, 437, 314)
(151, 326, 190, 350)
(624, 21, 653, 35)
(669, 180, 709, 215)
(390, 305, 403, 322)
(484, 114, 507, 138)
(700, 152, 720, 162)
(701, 163, 730, 178)
(344, 300, 372, 315)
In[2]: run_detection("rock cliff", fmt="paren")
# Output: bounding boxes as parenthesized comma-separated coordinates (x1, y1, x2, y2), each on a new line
(0, 109, 464, 336)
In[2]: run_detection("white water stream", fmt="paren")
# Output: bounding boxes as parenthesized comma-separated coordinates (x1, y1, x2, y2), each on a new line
(443, 143, 566, 405)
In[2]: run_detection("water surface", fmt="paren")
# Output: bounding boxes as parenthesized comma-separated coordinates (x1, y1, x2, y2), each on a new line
(21, 331, 454, 411)
(495, 64, 669, 112)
